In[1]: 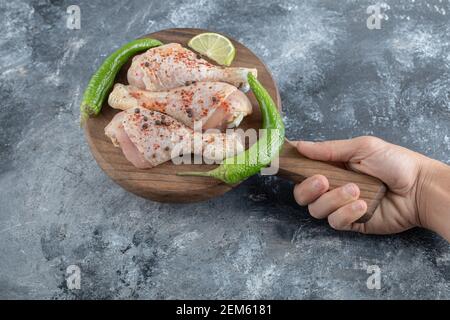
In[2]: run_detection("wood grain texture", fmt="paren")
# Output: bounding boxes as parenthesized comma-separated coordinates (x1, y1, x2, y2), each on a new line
(278, 142, 386, 222)
(84, 28, 281, 203)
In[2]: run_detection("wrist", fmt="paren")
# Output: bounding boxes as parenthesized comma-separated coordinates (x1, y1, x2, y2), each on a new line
(416, 158, 450, 240)
(415, 158, 436, 229)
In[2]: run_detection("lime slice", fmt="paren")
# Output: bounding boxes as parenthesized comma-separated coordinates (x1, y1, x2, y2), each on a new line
(188, 33, 236, 66)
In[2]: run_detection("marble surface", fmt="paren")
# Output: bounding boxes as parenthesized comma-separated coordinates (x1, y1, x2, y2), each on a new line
(0, 0, 449, 299)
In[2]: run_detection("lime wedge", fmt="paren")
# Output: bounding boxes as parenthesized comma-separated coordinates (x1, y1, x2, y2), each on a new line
(188, 33, 236, 66)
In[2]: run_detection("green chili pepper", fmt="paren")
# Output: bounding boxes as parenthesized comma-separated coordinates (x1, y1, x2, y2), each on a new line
(178, 73, 285, 184)
(80, 38, 163, 125)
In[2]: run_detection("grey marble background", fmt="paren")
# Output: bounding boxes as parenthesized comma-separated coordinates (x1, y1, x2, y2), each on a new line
(0, 0, 449, 299)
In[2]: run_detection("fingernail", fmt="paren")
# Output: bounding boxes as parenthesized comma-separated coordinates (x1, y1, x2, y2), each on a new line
(285, 138, 297, 147)
(344, 183, 357, 197)
(312, 178, 323, 191)
(352, 200, 364, 211)
(299, 141, 315, 145)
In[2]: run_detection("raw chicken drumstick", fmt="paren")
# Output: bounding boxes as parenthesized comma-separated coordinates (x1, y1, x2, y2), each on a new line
(105, 107, 244, 169)
(127, 43, 257, 92)
(108, 82, 252, 130)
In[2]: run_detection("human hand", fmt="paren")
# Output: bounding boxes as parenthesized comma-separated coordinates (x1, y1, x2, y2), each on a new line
(292, 136, 448, 238)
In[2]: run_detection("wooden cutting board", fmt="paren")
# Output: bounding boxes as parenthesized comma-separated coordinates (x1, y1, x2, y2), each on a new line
(84, 28, 385, 222)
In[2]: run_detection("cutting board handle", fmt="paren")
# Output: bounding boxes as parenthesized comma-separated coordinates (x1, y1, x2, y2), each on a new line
(277, 141, 386, 223)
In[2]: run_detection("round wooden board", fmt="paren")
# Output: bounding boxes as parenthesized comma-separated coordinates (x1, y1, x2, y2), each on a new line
(84, 28, 281, 203)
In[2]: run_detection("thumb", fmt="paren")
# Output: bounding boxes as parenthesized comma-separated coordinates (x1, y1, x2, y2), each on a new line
(294, 136, 382, 163)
